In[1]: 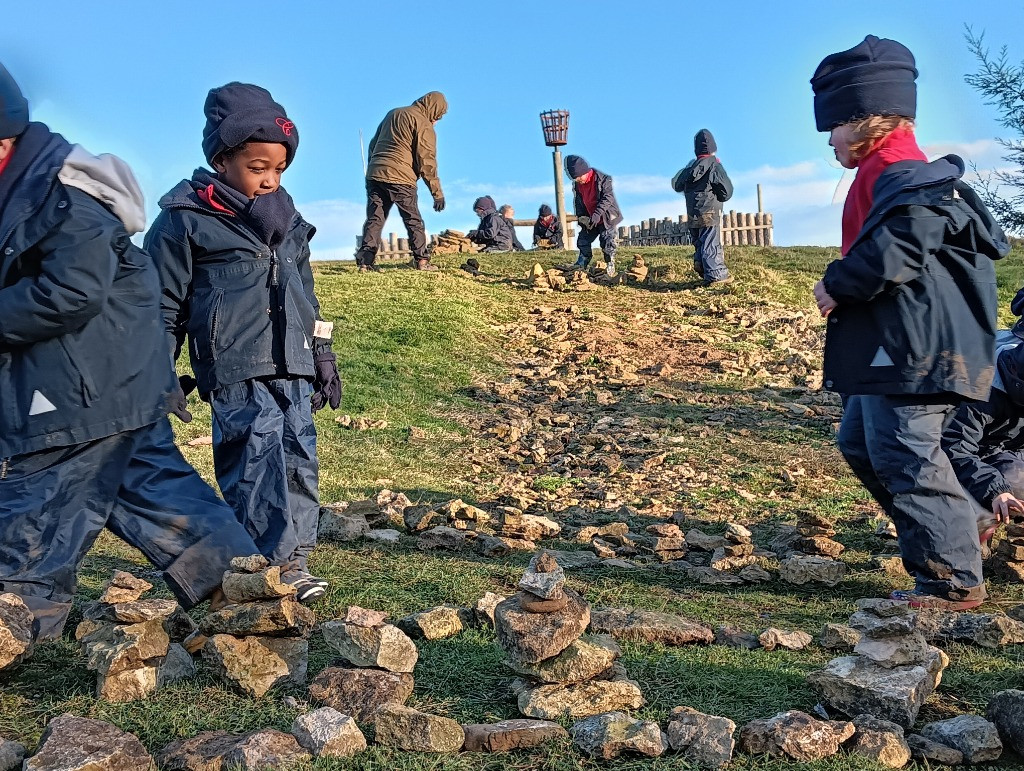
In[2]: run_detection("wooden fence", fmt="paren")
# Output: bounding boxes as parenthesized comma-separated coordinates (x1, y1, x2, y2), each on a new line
(618, 211, 773, 247)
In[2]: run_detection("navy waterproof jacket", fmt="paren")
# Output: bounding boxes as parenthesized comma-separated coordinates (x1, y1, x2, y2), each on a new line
(145, 181, 321, 397)
(671, 156, 734, 227)
(821, 155, 1009, 399)
(0, 128, 175, 458)
(533, 217, 563, 248)
(468, 199, 514, 251)
(572, 169, 623, 229)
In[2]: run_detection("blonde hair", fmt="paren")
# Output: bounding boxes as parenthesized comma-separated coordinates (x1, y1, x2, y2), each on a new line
(847, 115, 915, 162)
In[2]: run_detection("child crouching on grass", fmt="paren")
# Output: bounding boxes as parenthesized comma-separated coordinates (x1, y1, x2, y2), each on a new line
(810, 35, 1009, 610)
(145, 83, 342, 603)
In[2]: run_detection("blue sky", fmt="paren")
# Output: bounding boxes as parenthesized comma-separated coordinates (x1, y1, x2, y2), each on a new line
(2, 0, 1020, 256)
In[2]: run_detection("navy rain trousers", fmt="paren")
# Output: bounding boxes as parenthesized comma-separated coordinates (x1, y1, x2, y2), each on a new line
(690, 225, 729, 283)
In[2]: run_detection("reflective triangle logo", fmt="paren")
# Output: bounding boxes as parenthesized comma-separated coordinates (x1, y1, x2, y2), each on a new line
(869, 346, 895, 367)
(29, 390, 57, 416)
(303, 337, 310, 350)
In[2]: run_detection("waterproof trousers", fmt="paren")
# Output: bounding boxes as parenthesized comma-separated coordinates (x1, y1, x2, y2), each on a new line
(689, 225, 729, 283)
(355, 180, 428, 264)
(0, 418, 260, 641)
(837, 394, 986, 601)
(576, 224, 617, 265)
(210, 377, 320, 571)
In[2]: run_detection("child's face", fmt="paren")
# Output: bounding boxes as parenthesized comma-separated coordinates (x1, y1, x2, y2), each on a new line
(475, 207, 485, 219)
(829, 123, 859, 169)
(214, 142, 288, 199)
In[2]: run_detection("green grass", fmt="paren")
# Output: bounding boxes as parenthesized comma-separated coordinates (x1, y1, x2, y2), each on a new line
(3, 244, 1024, 769)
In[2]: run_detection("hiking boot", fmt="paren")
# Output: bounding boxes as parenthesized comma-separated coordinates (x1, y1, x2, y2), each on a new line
(281, 569, 328, 604)
(889, 589, 984, 611)
(605, 258, 617, 278)
(411, 258, 438, 271)
(358, 263, 381, 273)
(572, 257, 589, 271)
(704, 275, 734, 287)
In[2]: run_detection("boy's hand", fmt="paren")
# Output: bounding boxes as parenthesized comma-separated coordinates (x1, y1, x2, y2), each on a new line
(169, 383, 193, 423)
(578, 216, 592, 229)
(814, 280, 837, 316)
(992, 492, 1024, 523)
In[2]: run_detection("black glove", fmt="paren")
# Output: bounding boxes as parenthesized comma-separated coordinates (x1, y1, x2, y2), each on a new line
(311, 349, 343, 413)
(433, 196, 446, 212)
(169, 376, 195, 423)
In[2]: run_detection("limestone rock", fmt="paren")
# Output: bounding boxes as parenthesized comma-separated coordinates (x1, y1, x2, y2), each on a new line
(157, 643, 197, 687)
(725, 522, 753, 543)
(589, 607, 713, 646)
(507, 635, 619, 684)
(0, 739, 25, 771)
(715, 625, 761, 649)
(570, 712, 666, 760)
(739, 710, 854, 761)
(220, 729, 310, 770)
(518, 679, 644, 720)
(854, 631, 931, 668)
(666, 706, 736, 768)
(759, 628, 812, 651)
(83, 598, 180, 624)
(494, 588, 590, 664)
(986, 689, 1024, 755)
(202, 634, 307, 697)
(308, 666, 414, 724)
(688, 567, 745, 586)
(855, 598, 913, 617)
(220, 566, 294, 603)
(919, 715, 1002, 763)
(98, 571, 152, 604)
(342, 606, 388, 627)
(915, 610, 1024, 649)
(685, 529, 728, 551)
(397, 606, 465, 640)
(229, 554, 270, 573)
(819, 623, 861, 651)
(461, 719, 568, 752)
(738, 564, 773, 583)
(159, 731, 239, 771)
(200, 597, 314, 638)
(794, 535, 845, 558)
(96, 664, 158, 702)
(0, 593, 33, 670)
(849, 611, 917, 639)
(906, 733, 965, 765)
(83, 618, 169, 676)
(349, 489, 410, 528)
(317, 505, 370, 541)
(321, 620, 417, 673)
(578, 522, 629, 542)
(779, 554, 846, 586)
(374, 704, 465, 753)
(418, 526, 472, 551)
(366, 528, 401, 544)
(517, 552, 566, 599)
(846, 714, 911, 768)
(473, 592, 506, 628)
(291, 707, 366, 758)
(807, 647, 949, 728)
(26, 714, 155, 770)
(501, 513, 561, 541)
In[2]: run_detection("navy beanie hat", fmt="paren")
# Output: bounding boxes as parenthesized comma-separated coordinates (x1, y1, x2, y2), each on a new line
(694, 129, 717, 156)
(0, 63, 29, 140)
(811, 35, 917, 132)
(473, 195, 496, 213)
(538, 204, 552, 217)
(565, 155, 591, 178)
(202, 82, 299, 166)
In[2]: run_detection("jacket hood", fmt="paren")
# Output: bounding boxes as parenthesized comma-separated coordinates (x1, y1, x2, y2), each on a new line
(413, 91, 447, 121)
(694, 129, 717, 156)
(158, 177, 205, 211)
(673, 156, 716, 188)
(473, 195, 496, 214)
(57, 145, 146, 234)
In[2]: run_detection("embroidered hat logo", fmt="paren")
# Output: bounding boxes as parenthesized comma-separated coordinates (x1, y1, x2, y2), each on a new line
(275, 117, 295, 136)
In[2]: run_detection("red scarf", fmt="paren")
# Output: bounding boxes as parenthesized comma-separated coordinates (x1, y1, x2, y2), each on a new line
(0, 149, 13, 177)
(577, 170, 599, 216)
(842, 126, 926, 254)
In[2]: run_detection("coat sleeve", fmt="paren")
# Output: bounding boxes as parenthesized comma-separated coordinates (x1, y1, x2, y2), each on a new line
(943, 400, 1012, 509)
(411, 120, 443, 199)
(480, 214, 504, 244)
(0, 192, 119, 346)
(671, 168, 687, 193)
(822, 208, 947, 304)
(143, 210, 194, 361)
(711, 162, 734, 202)
(533, 221, 543, 245)
(367, 118, 383, 157)
(591, 175, 617, 225)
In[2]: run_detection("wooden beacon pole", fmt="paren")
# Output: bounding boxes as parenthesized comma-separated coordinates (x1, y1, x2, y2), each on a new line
(552, 148, 570, 251)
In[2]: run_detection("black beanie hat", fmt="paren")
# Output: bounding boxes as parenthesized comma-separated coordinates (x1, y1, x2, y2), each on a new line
(538, 204, 552, 217)
(202, 82, 299, 166)
(811, 35, 917, 132)
(0, 63, 29, 140)
(565, 155, 591, 178)
(694, 129, 717, 156)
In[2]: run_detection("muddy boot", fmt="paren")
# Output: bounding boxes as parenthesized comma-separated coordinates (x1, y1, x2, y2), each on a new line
(605, 256, 617, 278)
(357, 258, 381, 273)
(413, 258, 438, 272)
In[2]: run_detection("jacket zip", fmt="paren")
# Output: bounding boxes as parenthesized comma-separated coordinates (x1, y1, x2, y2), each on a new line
(1, 458, 9, 480)
(270, 249, 279, 287)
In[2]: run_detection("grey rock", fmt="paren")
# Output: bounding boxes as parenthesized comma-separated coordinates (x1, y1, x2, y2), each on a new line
(159, 731, 238, 771)
(666, 705, 736, 768)
(0, 738, 25, 771)
(374, 704, 465, 753)
(82, 618, 169, 676)
(715, 625, 761, 649)
(321, 620, 417, 673)
(157, 643, 197, 687)
(220, 566, 294, 603)
(853, 631, 932, 668)
(397, 606, 466, 640)
(462, 719, 567, 752)
(738, 564, 773, 583)
(507, 635, 619, 684)
(849, 610, 917, 639)
(739, 710, 854, 761)
(494, 589, 590, 665)
(83, 598, 180, 624)
(916, 610, 1024, 649)
(725, 522, 753, 543)
(685, 529, 728, 551)
(365, 528, 401, 544)
(202, 634, 307, 697)
(473, 592, 507, 628)
(779, 554, 846, 586)
(200, 597, 314, 638)
(517, 552, 566, 599)
(846, 714, 910, 768)
(26, 713, 155, 770)
(98, 571, 152, 604)
(229, 554, 269, 573)
(0, 593, 33, 670)
(759, 628, 812, 651)
(819, 623, 861, 651)
(688, 567, 745, 585)
(590, 607, 713, 646)
(308, 666, 414, 724)
(855, 598, 913, 617)
(418, 525, 473, 551)
(906, 733, 965, 765)
(220, 729, 311, 770)
(518, 679, 644, 720)
(919, 715, 1002, 763)
(291, 706, 366, 758)
(570, 711, 666, 759)
(318, 506, 370, 542)
(541, 549, 600, 569)
(96, 664, 159, 702)
(986, 689, 1024, 755)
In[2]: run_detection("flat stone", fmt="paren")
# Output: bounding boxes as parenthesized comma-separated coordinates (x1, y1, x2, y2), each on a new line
(807, 647, 949, 728)
(725, 522, 753, 542)
(666, 706, 736, 768)
(321, 620, 417, 673)
(779, 554, 846, 586)
(473, 592, 506, 628)
(494, 588, 590, 664)
(0, 593, 33, 670)
(854, 631, 932, 668)
(98, 571, 152, 604)
(83, 618, 169, 675)
(365, 528, 401, 544)
(519, 591, 568, 613)
(202, 634, 307, 698)
(759, 628, 812, 651)
(906, 733, 965, 765)
(343, 606, 389, 627)
(542, 550, 600, 569)
(397, 606, 465, 640)
(570, 711, 666, 759)
(855, 598, 913, 617)
(709, 550, 757, 571)
(318, 506, 370, 541)
(846, 714, 911, 768)
(308, 666, 414, 724)
(738, 710, 854, 761)
(0, 739, 26, 771)
(915, 610, 1024, 649)
(795, 535, 845, 558)
(987, 689, 1024, 755)
(507, 635, 619, 684)
(518, 679, 644, 720)
(158, 731, 239, 771)
(820, 623, 861, 650)
(589, 607, 714, 646)
(689, 567, 745, 585)
(919, 715, 1002, 763)
(462, 719, 568, 752)
(158, 643, 197, 687)
(26, 713, 155, 770)
(578, 523, 629, 542)
(501, 513, 561, 541)
(83, 598, 180, 624)
(646, 523, 683, 538)
(229, 554, 270, 573)
(374, 704, 465, 753)
(685, 529, 728, 551)
(738, 564, 773, 582)
(518, 552, 566, 599)
(220, 566, 294, 603)
(715, 625, 761, 649)
(291, 707, 366, 758)
(96, 664, 158, 702)
(200, 597, 313, 638)
(849, 611, 917, 639)
(418, 525, 472, 551)
(221, 729, 310, 770)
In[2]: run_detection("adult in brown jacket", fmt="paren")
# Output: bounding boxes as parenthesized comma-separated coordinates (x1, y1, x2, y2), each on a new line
(356, 91, 447, 272)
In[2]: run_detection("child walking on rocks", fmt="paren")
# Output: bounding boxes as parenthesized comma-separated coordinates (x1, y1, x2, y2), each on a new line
(146, 83, 342, 603)
(565, 155, 623, 277)
(810, 35, 1009, 609)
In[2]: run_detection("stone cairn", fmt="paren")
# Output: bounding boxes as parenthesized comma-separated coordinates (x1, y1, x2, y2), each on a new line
(775, 512, 847, 588)
(75, 571, 198, 702)
(624, 254, 648, 284)
(429, 229, 481, 256)
(494, 552, 644, 720)
(988, 522, 1024, 582)
(198, 555, 313, 698)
